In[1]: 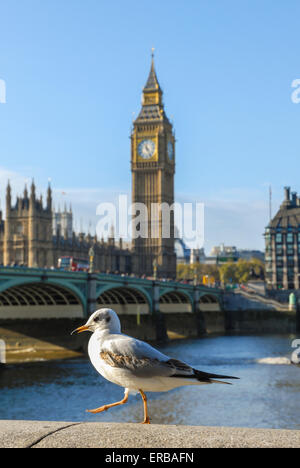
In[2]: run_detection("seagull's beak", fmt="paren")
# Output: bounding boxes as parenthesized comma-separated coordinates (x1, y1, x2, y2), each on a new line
(71, 325, 90, 335)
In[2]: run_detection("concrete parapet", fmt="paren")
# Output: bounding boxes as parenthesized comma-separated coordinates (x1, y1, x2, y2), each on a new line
(1, 420, 300, 448)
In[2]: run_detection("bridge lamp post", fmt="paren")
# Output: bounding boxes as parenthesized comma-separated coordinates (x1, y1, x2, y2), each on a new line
(193, 267, 198, 286)
(153, 258, 158, 280)
(89, 246, 95, 273)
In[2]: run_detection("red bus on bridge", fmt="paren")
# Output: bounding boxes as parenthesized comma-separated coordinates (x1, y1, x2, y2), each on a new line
(58, 256, 89, 272)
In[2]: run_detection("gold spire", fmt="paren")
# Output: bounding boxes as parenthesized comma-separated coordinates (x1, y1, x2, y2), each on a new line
(144, 50, 160, 91)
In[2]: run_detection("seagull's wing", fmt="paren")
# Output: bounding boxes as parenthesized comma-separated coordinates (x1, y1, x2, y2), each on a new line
(100, 334, 174, 378)
(100, 334, 238, 383)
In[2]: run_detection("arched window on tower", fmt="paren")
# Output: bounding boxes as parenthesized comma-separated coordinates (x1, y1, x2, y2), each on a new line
(16, 223, 23, 235)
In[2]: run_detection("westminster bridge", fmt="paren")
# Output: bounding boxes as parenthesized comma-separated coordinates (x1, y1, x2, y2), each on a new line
(0, 267, 297, 359)
(0, 267, 223, 350)
(0, 267, 222, 318)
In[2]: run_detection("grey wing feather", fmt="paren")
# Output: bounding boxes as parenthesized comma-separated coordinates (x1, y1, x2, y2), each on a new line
(100, 334, 194, 378)
(100, 335, 239, 382)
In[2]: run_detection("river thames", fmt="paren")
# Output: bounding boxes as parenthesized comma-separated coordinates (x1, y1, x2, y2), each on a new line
(0, 334, 299, 429)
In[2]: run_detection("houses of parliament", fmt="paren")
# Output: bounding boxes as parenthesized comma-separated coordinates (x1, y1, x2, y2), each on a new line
(0, 56, 177, 278)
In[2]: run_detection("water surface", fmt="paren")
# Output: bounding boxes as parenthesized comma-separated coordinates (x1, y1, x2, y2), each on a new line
(0, 334, 299, 429)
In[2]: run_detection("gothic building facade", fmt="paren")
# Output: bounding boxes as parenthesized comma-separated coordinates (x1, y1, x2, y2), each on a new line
(0, 181, 131, 273)
(3, 181, 53, 267)
(53, 205, 73, 240)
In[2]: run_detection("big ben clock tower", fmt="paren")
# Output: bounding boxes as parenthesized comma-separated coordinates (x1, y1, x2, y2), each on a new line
(131, 53, 176, 278)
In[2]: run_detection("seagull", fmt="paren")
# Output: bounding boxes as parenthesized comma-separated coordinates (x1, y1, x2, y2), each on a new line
(72, 308, 239, 424)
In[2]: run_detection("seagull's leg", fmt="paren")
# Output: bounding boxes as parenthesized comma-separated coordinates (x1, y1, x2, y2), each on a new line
(139, 389, 150, 424)
(86, 388, 129, 414)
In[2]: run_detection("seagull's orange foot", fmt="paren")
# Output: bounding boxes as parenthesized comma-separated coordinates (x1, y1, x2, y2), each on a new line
(86, 405, 108, 414)
(142, 416, 151, 424)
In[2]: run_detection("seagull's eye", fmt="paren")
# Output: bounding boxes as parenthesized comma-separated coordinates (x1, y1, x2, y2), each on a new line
(94, 316, 100, 323)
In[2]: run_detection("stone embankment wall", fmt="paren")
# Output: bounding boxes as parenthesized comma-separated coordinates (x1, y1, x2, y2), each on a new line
(223, 291, 296, 334)
(1, 420, 300, 448)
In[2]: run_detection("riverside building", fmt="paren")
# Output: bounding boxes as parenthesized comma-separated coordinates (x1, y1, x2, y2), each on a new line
(265, 186, 300, 291)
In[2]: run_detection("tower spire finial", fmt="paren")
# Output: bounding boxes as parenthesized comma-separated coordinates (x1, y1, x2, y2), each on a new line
(30, 178, 36, 199)
(143, 48, 160, 91)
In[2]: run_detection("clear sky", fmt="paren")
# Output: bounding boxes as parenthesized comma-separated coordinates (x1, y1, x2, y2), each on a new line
(1, 0, 300, 252)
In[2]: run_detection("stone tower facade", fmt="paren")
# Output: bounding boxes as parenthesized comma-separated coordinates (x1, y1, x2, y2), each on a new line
(53, 204, 73, 240)
(4, 180, 53, 267)
(131, 55, 176, 278)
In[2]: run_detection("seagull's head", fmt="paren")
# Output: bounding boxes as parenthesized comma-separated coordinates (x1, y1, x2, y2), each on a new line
(71, 308, 121, 335)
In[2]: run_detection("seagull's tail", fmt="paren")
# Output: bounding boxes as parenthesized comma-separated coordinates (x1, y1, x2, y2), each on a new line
(194, 369, 239, 385)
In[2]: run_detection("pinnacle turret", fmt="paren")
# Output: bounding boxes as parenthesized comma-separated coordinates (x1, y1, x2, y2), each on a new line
(144, 52, 161, 91)
(135, 52, 168, 123)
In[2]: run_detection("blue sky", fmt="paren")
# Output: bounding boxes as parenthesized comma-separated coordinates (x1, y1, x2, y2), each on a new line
(1, 0, 300, 252)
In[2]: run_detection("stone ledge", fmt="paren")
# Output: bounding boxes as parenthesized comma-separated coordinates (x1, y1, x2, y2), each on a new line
(1, 420, 300, 448)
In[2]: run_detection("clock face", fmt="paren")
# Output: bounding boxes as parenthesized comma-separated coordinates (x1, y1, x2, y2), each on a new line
(167, 141, 174, 160)
(138, 139, 155, 159)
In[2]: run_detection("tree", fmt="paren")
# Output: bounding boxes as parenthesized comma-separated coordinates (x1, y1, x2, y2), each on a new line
(177, 258, 265, 284)
(177, 262, 220, 283)
(236, 259, 251, 283)
(219, 261, 238, 284)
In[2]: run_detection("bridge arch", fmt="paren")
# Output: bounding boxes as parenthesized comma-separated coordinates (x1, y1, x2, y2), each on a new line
(199, 293, 221, 311)
(159, 290, 193, 313)
(97, 286, 150, 315)
(0, 281, 85, 319)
